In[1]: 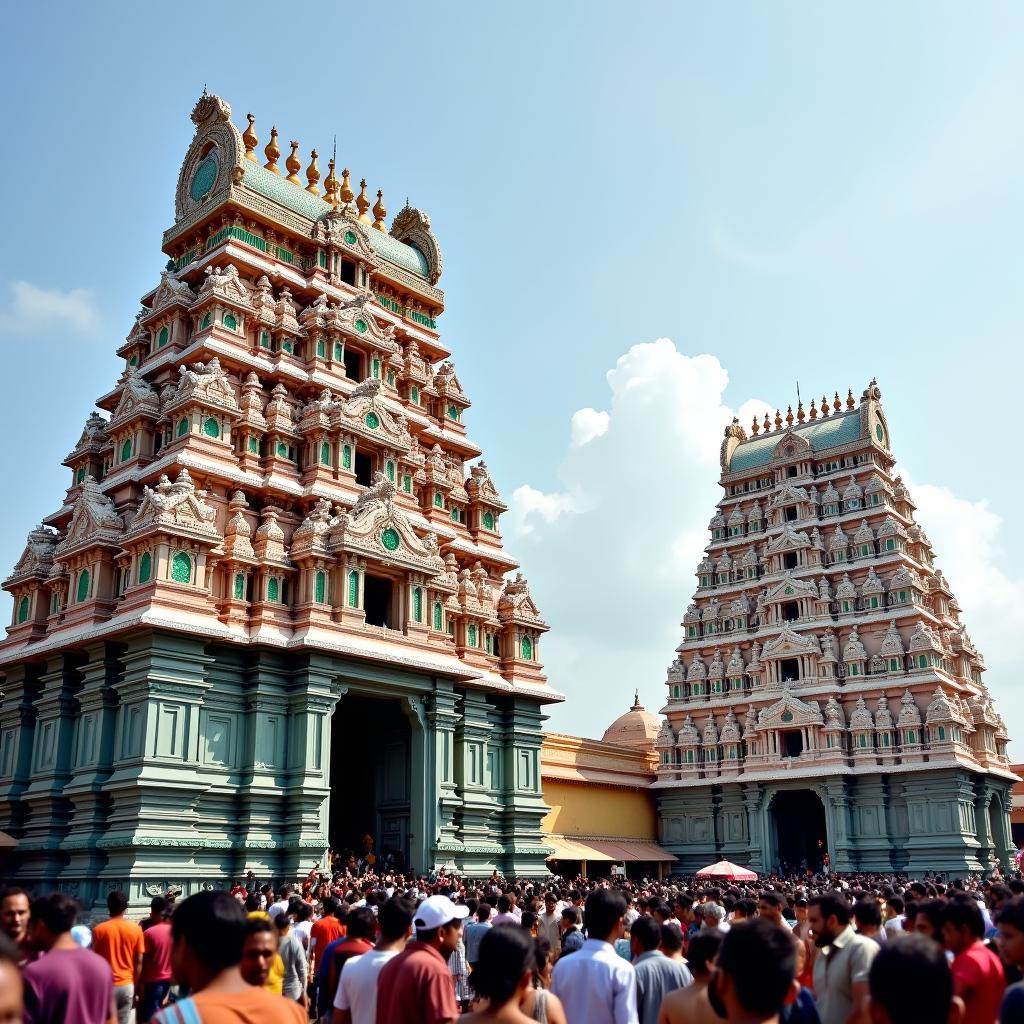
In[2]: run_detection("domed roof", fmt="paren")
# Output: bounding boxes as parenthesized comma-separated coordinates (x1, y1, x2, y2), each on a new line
(601, 693, 661, 750)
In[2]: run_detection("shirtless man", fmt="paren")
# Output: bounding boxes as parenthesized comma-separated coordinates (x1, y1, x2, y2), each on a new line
(658, 931, 722, 1024)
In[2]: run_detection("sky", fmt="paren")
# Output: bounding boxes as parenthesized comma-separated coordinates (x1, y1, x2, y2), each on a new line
(0, 3, 1021, 746)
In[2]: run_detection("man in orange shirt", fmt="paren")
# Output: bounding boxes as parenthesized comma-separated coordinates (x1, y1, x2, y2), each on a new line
(152, 891, 304, 1024)
(309, 897, 345, 988)
(92, 891, 144, 1024)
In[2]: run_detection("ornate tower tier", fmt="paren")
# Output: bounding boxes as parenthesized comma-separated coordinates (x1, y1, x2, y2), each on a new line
(656, 383, 1016, 875)
(0, 93, 559, 907)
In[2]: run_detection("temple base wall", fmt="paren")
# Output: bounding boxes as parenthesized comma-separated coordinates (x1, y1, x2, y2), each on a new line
(0, 628, 552, 914)
(658, 769, 1015, 876)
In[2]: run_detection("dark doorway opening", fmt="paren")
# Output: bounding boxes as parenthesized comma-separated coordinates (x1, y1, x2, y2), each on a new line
(364, 574, 394, 628)
(343, 346, 362, 381)
(780, 658, 800, 683)
(784, 551, 799, 569)
(785, 505, 798, 521)
(329, 694, 411, 873)
(782, 601, 800, 622)
(354, 450, 372, 487)
(340, 258, 357, 286)
(771, 789, 826, 873)
(781, 730, 803, 758)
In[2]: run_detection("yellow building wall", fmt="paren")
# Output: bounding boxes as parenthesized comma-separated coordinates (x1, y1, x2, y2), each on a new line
(541, 780, 657, 840)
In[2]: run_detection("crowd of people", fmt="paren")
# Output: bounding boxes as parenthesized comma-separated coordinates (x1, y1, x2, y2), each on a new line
(1, 866, 1024, 1023)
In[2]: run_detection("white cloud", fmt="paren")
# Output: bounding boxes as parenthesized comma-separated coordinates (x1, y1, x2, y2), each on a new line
(511, 337, 1024, 751)
(0, 281, 98, 334)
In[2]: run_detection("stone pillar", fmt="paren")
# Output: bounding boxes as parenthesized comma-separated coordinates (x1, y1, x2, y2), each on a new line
(101, 630, 214, 910)
(495, 697, 550, 876)
(428, 681, 461, 867)
(973, 778, 994, 871)
(901, 769, 983, 874)
(453, 689, 501, 867)
(279, 653, 342, 879)
(743, 782, 766, 873)
(62, 642, 122, 905)
(0, 662, 43, 851)
(19, 652, 85, 887)
(825, 778, 856, 872)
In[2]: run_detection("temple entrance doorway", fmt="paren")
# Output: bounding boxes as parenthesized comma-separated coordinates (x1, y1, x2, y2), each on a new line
(771, 789, 827, 874)
(329, 693, 412, 874)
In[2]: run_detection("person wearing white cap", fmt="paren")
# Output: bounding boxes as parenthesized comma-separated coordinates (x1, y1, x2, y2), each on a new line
(375, 894, 470, 1024)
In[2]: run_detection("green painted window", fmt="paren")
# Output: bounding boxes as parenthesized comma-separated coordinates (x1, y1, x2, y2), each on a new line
(889, 658, 900, 671)
(781, 710, 793, 723)
(885, 538, 896, 551)
(686, 750, 695, 764)
(918, 654, 928, 669)
(276, 440, 289, 459)
(387, 370, 396, 387)
(320, 442, 331, 465)
(381, 528, 400, 551)
(76, 466, 86, 484)
(16, 597, 28, 624)
(869, 596, 879, 609)
(342, 445, 352, 470)
(858, 734, 867, 748)
(348, 570, 359, 608)
(260, 331, 272, 349)
(386, 460, 395, 483)
(433, 601, 443, 631)
(433, 492, 444, 509)
(450, 508, 460, 523)
(402, 474, 412, 494)
(411, 386, 419, 404)
(120, 438, 132, 462)
(51, 593, 60, 615)
(344, 230, 358, 245)
(158, 326, 169, 348)
(171, 552, 192, 584)
(860, 544, 871, 556)
(355, 318, 368, 334)
(826, 734, 835, 748)
(483, 510, 495, 530)
(315, 570, 327, 604)
(371, 357, 381, 379)
(333, 341, 343, 361)
(899, 590, 908, 602)
(850, 664, 860, 676)
(248, 436, 259, 454)
(282, 340, 293, 355)
(882, 733, 890, 747)
(316, 339, 326, 358)
(76, 568, 90, 603)
(234, 572, 245, 600)
(267, 577, 280, 602)
(468, 623, 478, 647)
(521, 635, 533, 660)
(202, 417, 220, 439)
(485, 632, 494, 655)
(447, 404, 461, 421)
(413, 587, 423, 622)
(201, 312, 212, 329)
(938, 726, 946, 741)
(905, 729, 916, 744)
(138, 551, 152, 584)
(128, 354, 139, 367)
(365, 411, 380, 430)
(177, 417, 189, 437)
(223, 313, 238, 330)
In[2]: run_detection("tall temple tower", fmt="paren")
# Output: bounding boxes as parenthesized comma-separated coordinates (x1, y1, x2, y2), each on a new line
(656, 383, 1016, 874)
(0, 93, 558, 904)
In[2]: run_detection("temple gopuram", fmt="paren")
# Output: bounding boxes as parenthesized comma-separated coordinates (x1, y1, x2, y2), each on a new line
(656, 383, 1017, 874)
(0, 92, 559, 908)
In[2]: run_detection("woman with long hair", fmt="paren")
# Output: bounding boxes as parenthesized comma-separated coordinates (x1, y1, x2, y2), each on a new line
(463, 926, 538, 1024)
(519, 935, 567, 1024)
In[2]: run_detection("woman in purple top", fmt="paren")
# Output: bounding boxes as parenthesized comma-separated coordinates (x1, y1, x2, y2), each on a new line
(22, 893, 115, 1024)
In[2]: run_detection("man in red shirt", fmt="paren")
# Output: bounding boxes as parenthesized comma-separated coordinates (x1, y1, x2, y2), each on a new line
(941, 893, 1005, 1024)
(139, 902, 173, 1022)
(375, 894, 468, 1024)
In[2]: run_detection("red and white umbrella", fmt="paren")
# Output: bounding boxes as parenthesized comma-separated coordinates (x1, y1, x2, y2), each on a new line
(695, 860, 758, 882)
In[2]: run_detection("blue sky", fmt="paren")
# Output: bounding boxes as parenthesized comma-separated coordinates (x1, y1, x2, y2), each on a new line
(0, 3, 1021, 745)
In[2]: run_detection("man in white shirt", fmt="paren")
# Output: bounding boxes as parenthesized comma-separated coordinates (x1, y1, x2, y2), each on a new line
(267, 883, 293, 920)
(538, 893, 562, 949)
(333, 895, 413, 1024)
(551, 889, 637, 1024)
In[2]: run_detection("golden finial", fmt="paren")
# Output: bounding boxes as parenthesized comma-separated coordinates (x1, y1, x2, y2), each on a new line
(797, 402, 805, 423)
(340, 168, 354, 205)
(809, 399, 817, 420)
(833, 391, 841, 413)
(846, 388, 855, 409)
(243, 114, 259, 163)
(264, 127, 282, 175)
(821, 393, 830, 416)
(774, 409, 783, 430)
(285, 140, 302, 185)
(785, 405, 794, 426)
(763, 412, 771, 433)
(372, 189, 387, 230)
(751, 415, 760, 436)
(305, 149, 321, 195)
(356, 178, 371, 223)
(323, 158, 339, 205)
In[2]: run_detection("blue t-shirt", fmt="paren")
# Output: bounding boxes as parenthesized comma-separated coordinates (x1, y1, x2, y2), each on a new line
(1000, 981, 1024, 1024)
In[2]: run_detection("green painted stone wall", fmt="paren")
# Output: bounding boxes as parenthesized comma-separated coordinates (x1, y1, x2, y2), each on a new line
(658, 770, 1015, 876)
(0, 628, 552, 912)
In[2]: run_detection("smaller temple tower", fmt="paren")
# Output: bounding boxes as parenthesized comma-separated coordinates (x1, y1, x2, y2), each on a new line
(657, 382, 1016, 874)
